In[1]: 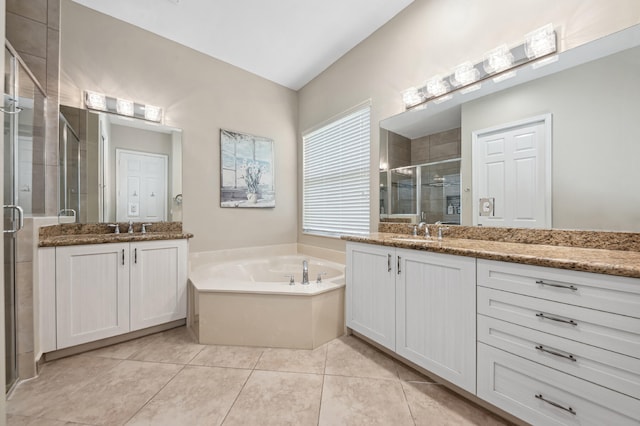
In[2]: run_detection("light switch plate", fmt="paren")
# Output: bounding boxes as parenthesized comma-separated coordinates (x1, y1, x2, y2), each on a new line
(479, 197, 495, 216)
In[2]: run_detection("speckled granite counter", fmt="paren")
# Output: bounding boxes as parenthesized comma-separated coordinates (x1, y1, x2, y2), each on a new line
(39, 222, 193, 247)
(342, 229, 640, 279)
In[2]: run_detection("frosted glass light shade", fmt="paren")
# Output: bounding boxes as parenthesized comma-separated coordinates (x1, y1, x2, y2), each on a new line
(85, 91, 107, 111)
(525, 24, 556, 59)
(483, 45, 514, 74)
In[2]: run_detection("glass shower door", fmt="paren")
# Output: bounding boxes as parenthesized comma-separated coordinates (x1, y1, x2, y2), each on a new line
(3, 46, 19, 392)
(3, 45, 43, 392)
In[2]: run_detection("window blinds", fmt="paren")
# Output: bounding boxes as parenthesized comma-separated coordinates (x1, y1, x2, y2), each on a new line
(303, 105, 371, 236)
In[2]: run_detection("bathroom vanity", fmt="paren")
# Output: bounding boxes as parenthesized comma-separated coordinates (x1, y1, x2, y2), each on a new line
(343, 226, 640, 425)
(37, 223, 192, 354)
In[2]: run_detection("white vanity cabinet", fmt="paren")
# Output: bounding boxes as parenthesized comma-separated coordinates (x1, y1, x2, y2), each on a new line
(56, 243, 131, 348)
(346, 242, 477, 392)
(130, 240, 188, 331)
(346, 243, 396, 350)
(476, 259, 640, 425)
(41, 239, 188, 351)
(395, 248, 476, 392)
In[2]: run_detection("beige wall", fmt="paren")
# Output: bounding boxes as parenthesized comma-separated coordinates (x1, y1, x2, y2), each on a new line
(297, 0, 640, 251)
(461, 46, 640, 232)
(59, 0, 299, 252)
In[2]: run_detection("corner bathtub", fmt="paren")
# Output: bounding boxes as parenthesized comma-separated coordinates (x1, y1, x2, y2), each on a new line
(188, 248, 345, 349)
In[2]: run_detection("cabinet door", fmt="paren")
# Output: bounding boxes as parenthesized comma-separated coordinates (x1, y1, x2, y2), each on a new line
(56, 243, 130, 349)
(346, 242, 395, 350)
(396, 248, 476, 392)
(130, 239, 187, 331)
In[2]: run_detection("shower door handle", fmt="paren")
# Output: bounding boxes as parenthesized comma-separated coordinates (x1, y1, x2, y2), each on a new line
(3, 205, 24, 234)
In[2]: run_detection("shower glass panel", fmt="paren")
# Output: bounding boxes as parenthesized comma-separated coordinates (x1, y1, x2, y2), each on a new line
(59, 114, 80, 221)
(390, 166, 417, 215)
(419, 159, 461, 224)
(4, 45, 46, 392)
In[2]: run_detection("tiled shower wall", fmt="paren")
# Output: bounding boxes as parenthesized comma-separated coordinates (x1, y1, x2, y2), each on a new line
(6, 0, 61, 379)
(410, 128, 461, 165)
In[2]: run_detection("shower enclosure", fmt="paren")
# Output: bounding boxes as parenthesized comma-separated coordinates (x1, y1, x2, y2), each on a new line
(3, 44, 46, 392)
(381, 158, 461, 224)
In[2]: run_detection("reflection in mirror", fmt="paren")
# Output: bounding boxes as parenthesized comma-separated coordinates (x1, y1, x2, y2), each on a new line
(380, 24, 640, 232)
(379, 127, 461, 224)
(59, 105, 182, 223)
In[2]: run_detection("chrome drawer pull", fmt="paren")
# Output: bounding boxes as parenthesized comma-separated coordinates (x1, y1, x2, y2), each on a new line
(535, 345, 577, 362)
(388, 254, 392, 272)
(397, 256, 401, 274)
(536, 313, 578, 326)
(535, 394, 576, 415)
(536, 280, 578, 291)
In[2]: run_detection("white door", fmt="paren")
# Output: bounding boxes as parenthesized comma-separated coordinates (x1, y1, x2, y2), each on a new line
(56, 243, 130, 348)
(395, 248, 476, 392)
(116, 150, 167, 222)
(473, 115, 551, 228)
(346, 242, 396, 350)
(130, 240, 187, 331)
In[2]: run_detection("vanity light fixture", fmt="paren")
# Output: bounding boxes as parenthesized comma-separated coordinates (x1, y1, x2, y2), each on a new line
(116, 98, 134, 116)
(525, 23, 556, 59)
(425, 75, 450, 98)
(483, 45, 514, 74)
(85, 91, 107, 111)
(450, 62, 480, 87)
(84, 90, 163, 123)
(143, 105, 162, 122)
(401, 23, 557, 110)
(402, 87, 426, 109)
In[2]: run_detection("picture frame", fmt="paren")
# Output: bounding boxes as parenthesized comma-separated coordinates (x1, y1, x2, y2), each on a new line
(220, 129, 275, 208)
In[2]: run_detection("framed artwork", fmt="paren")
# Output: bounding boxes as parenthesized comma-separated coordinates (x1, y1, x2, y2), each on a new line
(220, 129, 275, 208)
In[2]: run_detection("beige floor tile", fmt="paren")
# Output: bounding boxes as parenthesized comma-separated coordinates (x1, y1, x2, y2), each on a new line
(7, 356, 122, 418)
(130, 327, 204, 364)
(7, 414, 91, 425)
(126, 365, 250, 426)
(190, 345, 264, 369)
(223, 370, 323, 426)
(403, 382, 509, 426)
(396, 362, 436, 383)
(42, 360, 183, 425)
(319, 375, 414, 426)
(255, 344, 327, 374)
(325, 335, 398, 380)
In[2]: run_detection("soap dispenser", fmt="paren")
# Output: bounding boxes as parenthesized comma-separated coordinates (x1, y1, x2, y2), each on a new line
(447, 203, 454, 215)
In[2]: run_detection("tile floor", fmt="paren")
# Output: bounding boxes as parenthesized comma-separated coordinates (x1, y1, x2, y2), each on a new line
(7, 327, 509, 425)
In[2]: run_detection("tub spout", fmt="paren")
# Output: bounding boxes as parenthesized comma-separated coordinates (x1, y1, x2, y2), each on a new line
(302, 260, 309, 285)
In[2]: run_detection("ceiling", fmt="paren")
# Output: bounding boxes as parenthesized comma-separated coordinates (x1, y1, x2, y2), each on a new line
(71, 0, 414, 90)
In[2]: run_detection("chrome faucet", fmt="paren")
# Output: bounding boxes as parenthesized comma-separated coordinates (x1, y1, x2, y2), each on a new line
(302, 260, 309, 285)
(435, 221, 449, 241)
(128, 221, 134, 234)
(418, 222, 430, 238)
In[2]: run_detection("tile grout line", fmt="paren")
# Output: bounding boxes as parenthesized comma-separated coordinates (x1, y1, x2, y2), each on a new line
(317, 344, 330, 426)
(121, 363, 188, 425)
(399, 378, 418, 426)
(220, 368, 255, 425)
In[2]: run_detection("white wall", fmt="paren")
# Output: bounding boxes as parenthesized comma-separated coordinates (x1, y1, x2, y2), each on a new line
(297, 0, 640, 250)
(59, 0, 299, 252)
(461, 46, 640, 231)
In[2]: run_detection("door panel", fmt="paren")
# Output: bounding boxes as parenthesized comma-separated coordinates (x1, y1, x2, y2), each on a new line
(474, 116, 551, 228)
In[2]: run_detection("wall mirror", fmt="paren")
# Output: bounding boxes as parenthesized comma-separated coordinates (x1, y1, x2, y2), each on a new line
(59, 105, 182, 223)
(380, 23, 640, 232)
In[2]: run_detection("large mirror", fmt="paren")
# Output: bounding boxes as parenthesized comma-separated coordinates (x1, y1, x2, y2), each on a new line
(59, 105, 182, 223)
(380, 24, 640, 232)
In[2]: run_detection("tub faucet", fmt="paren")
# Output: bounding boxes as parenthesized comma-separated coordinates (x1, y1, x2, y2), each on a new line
(302, 260, 309, 285)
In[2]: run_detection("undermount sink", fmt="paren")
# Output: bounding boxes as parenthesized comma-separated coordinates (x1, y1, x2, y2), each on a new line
(390, 237, 438, 244)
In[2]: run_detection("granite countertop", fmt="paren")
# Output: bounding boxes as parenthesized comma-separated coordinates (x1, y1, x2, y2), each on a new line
(39, 222, 193, 247)
(342, 232, 640, 279)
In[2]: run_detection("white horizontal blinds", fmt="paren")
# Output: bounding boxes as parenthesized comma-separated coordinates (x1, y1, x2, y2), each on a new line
(303, 105, 371, 236)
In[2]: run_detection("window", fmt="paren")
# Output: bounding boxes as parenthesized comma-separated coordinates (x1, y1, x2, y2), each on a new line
(303, 104, 371, 236)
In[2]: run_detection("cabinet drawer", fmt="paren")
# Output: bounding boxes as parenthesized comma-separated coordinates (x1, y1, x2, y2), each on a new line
(478, 315, 640, 399)
(478, 343, 640, 425)
(478, 286, 640, 359)
(478, 259, 640, 318)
